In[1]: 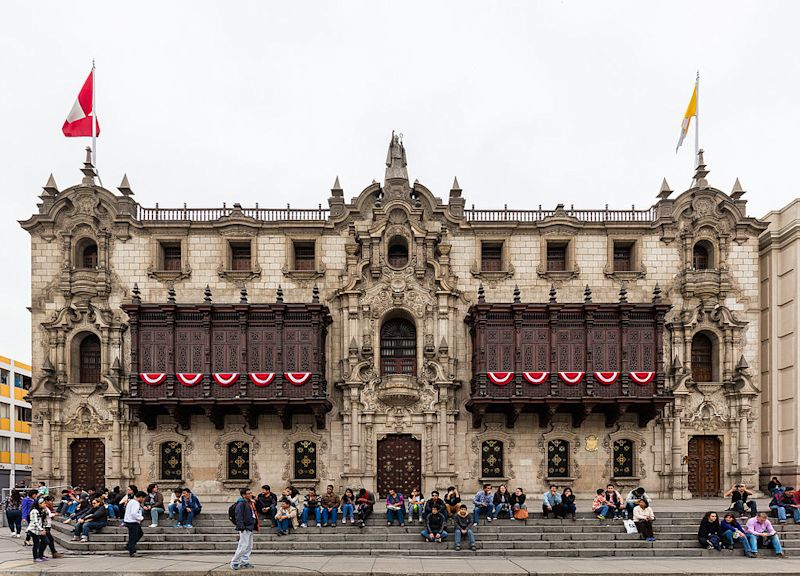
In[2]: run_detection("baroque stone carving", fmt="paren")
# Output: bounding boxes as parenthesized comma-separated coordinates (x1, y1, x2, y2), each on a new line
(213, 425, 260, 484)
(145, 425, 195, 482)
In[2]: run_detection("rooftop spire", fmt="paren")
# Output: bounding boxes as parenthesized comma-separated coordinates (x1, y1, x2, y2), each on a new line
(384, 131, 408, 182)
(693, 148, 709, 188)
(657, 177, 673, 199)
(331, 175, 343, 196)
(42, 174, 59, 197)
(81, 146, 97, 186)
(118, 173, 134, 196)
(730, 177, 746, 200)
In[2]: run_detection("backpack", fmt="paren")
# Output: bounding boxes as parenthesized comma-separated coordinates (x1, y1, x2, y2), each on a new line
(228, 501, 239, 525)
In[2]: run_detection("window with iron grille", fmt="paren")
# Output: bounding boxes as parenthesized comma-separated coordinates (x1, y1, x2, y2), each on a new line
(547, 439, 569, 478)
(387, 236, 409, 268)
(161, 242, 182, 271)
(294, 440, 317, 479)
(380, 318, 416, 376)
(230, 242, 252, 271)
(481, 242, 503, 272)
(78, 239, 98, 269)
(293, 241, 316, 271)
(79, 334, 101, 384)
(227, 441, 250, 480)
(693, 241, 713, 270)
(546, 242, 568, 271)
(160, 441, 183, 480)
(481, 440, 504, 478)
(613, 439, 635, 477)
(613, 242, 633, 272)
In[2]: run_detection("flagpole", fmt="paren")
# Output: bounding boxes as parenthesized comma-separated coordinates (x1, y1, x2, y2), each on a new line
(92, 59, 103, 186)
(694, 70, 700, 168)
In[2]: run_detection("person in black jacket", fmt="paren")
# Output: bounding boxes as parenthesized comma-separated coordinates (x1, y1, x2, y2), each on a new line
(493, 485, 512, 519)
(424, 491, 447, 521)
(256, 485, 277, 526)
(71, 498, 108, 541)
(421, 504, 448, 543)
(510, 488, 527, 519)
(561, 487, 577, 521)
(698, 511, 722, 550)
(230, 488, 259, 570)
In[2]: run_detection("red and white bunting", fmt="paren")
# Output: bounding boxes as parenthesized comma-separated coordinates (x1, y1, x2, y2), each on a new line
(629, 372, 655, 385)
(594, 372, 620, 385)
(139, 373, 167, 386)
(284, 372, 312, 386)
(558, 371, 585, 385)
(522, 371, 549, 385)
(176, 373, 204, 386)
(212, 373, 240, 387)
(487, 372, 515, 386)
(248, 372, 275, 387)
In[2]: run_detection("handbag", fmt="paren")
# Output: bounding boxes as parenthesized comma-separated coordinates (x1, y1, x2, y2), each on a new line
(623, 519, 638, 534)
(513, 508, 529, 520)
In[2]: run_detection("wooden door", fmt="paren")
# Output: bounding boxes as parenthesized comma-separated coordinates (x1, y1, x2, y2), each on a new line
(687, 436, 720, 497)
(71, 438, 105, 489)
(377, 435, 421, 499)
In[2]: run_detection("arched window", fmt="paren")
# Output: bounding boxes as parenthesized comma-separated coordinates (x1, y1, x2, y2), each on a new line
(547, 439, 569, 478)
(76, 238, 99, 269)
(294, 440, 317, 480)
(387, 236, 409, 268)
(380, 318, 416, 376)
(693, 240, 714, 270)
(79, 334, 101, 384)
(691, 332, 715, 382)
(613, 439, 635, 478)
(160, 441, 183, 480)
(481, 440, 504, 478)
(227, 441, 250, 480)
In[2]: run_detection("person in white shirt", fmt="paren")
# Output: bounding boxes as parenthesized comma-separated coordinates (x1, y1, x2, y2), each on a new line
(124, 491, 146, 557)
(632, 499, 656, 541)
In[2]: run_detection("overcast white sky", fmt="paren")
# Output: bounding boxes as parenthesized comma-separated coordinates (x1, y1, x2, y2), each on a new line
(1, 1, 797, 362)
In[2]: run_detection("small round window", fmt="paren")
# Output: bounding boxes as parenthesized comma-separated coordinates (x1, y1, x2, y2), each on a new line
(387, 236, 409, 268)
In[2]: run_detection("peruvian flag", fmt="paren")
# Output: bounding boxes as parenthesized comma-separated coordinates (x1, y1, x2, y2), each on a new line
(62, 68, 100, 137)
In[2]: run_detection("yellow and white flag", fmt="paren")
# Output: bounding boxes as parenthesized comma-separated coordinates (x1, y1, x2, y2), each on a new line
(676, 83, 697, 152)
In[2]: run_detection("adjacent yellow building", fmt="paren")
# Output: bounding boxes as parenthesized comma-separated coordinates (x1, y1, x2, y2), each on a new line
(0, 356, 32, 488)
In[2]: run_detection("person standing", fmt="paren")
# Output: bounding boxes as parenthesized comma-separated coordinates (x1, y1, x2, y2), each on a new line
(21, 489, 38, 546)
(26, 499, 47, 563)
(4, 490, 22, 537)
(41, 496, 64, 558)
(124, 491, 146, 557)
(231, 488, 259, 570)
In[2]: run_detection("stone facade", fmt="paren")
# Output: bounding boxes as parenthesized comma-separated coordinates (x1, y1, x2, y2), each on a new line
(20, 139, 766, 500)
(759, 198, 800, 489)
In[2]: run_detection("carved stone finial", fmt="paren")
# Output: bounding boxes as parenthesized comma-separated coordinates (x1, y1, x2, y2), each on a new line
(167, 286, 176, 304)
(477, 283, 485, 304)
(652, 282, 662, 304)
(384, 131, 408, 182)
(239, 286, 248, 304)
(736, 355, 749, 371)
(549, 284, 557, 304)
(204, 284, 212, 304)
(81, 146, 98, 185)
(584, 284, 592, 304)
(513, 285, 521, 304)
(731, 177, 746, 200)
(450, 176, 462, 198)
(693, 148, 710, 188)
(331, 175, 343, 197)
(42, 173, 59, 197)
(132, 283, 141, 304)
(118, 173, 134, 196)
(276, 285, 284, 303)
(618, 282, 628, 303)
(657, 177, 673, 199)
(312, 284, 320, 304)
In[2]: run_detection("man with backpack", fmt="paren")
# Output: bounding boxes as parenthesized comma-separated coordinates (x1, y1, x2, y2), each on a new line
(230, 488, 259, 570)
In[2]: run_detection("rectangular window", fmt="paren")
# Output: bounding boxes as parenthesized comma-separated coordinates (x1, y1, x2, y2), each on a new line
(230, 241, 252, 271)
(293, 241, 316, 271)
(0, 370, 7, 385)
(15, 407, 31, 422)
(481, 242, 503, 272)
(547, 242, 568, 271)
(21, 376, 31, 390)
(0, 405, 9, 419)
(161, 242, 182, 271)
(0, 437, 9, 452)
(613, 241, 634, 272)
(13, 374, 22, 388)
(16, 439, 30, 454)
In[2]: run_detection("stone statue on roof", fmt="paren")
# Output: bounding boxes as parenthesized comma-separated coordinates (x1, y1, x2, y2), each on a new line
(385, 131, 408, 181)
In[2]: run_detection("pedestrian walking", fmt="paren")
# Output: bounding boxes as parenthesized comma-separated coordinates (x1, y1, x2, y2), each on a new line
(231, 488, 259, 570)
(124, 491, 146, 557)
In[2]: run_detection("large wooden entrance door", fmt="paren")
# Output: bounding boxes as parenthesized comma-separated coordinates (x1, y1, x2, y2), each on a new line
(377, 434, 421, 499)
(71, 438, 106, 489)
(687, 436, 721, 497)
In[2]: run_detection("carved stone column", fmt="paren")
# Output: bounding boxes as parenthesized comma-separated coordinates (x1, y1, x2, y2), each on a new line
(738, 407, 750, 473)
(436, 384, 449, 473)
(671, 405, 685, 498)
(349, 384, 361, 472)
(111, 410, 123, 480)
(41, 412, 53, 480)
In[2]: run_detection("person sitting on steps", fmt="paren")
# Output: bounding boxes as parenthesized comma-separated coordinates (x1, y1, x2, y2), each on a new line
(320, 485, 340, 527)
(256, 485, 277, 527)
(725, 483, 757, 517)
(356, 488, 375, 528)
(542, 485, 563, 519)
(300, 487, 321, 528)
(472, 484, 495, 526)
(604, 483, 625, 519)
(385, 487, 405, 527)
(592, 488, 611, 520)
(281, 487, 300, 529)
(424, 490, 447, 521)
(454, 504, 476, 551)
(720, 512, 757, 557)
(770, 486, 800, 524)
(560, 487, 577, 521)
(632, 498, 655, 541)
(625, 487, 650, 520)
(274, 499, 293, 536)
(421, 503, 448, 543)
(407, 488, 424, 525)
(493, 484, 512, 519)
(71, 497, 108, 542)
(340, 488, 356, 524)
(510, 487, 527, 520)
(444, 486, 461, 518)
(745, 511, 785, 558)
(768, 477, 783, 496)
(174, 488, 201, 529)
(698, 511, 722, 551)
(143, 483, 164, 528)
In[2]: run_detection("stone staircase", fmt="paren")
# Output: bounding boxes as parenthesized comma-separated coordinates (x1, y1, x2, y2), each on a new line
(49, 512, 800, 557)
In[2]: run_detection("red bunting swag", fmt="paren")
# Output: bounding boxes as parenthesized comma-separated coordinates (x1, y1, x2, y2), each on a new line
(487, 372, 515, 386)
(522, 371, 549, 385)
(594, 372, 620, 385)
(248, 373, 275, 387)
(175, 373, 203, 386)
(284, 372, 312, 386)
(629, 372, 655, 385)
(139, 373, 166, 386)
(558, 371, 585, 385)
(212, 373, 240, 387)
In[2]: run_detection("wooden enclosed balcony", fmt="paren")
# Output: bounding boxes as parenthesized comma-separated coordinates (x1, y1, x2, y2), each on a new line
(121, 286, 332, 430)
(465, 285, 671, 428)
